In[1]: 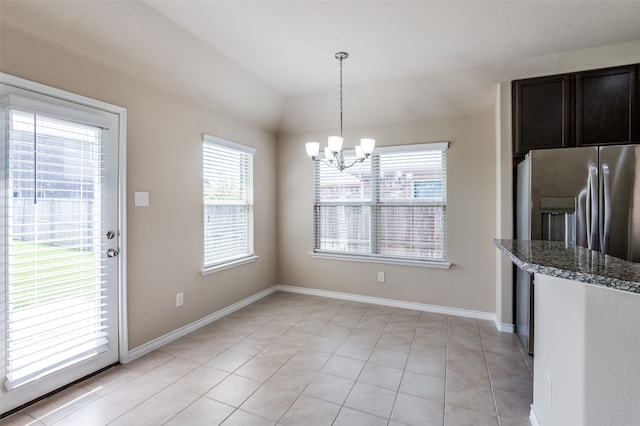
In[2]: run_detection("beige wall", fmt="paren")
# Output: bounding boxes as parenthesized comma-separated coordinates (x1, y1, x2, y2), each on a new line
(277, 111, 497, 314)
(1, 27, 278, 350)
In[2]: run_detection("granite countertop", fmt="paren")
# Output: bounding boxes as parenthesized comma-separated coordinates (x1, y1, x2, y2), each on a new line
(494, 239, 640, 294)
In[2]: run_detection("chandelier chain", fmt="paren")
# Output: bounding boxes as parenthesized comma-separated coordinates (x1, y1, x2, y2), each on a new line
(339, 55, 343, 138)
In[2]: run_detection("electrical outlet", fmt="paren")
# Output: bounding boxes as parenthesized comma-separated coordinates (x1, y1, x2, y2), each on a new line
(546, 373, 552, 405)
(176, 292, 184, 307)
(377, 272, 385, 282)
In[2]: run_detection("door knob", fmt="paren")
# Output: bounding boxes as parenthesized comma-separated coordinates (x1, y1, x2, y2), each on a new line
(106, 231, 116, 240)
(107, 248, 119, 258)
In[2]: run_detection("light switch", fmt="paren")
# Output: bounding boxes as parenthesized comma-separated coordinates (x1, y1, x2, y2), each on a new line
(134, 191, 149, 207)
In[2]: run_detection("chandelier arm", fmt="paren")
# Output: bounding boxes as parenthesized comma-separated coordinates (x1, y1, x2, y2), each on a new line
(343, 158, 364, 170)
(318, 158, 336, 168)
(315, 157, 349, 172)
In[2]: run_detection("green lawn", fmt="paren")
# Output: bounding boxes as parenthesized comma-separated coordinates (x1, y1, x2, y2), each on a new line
(9, 241, 100, 309)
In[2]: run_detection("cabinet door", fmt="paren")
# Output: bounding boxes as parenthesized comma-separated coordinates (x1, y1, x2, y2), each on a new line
(576, 64, 638, 146)
(513, 74, 573, 155)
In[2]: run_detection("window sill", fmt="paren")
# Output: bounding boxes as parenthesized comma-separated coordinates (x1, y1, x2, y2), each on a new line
(309, 252, 452, 269)
(201, 255, 259, 276)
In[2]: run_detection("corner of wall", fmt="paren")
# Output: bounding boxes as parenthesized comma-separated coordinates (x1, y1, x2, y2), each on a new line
(495, 81, 514, 327)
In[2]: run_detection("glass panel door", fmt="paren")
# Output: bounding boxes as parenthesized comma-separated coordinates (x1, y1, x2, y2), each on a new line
(1, 81, 122, 414)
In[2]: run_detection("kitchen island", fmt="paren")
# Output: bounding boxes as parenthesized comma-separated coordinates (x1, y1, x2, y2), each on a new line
(495, 240, 640, 426)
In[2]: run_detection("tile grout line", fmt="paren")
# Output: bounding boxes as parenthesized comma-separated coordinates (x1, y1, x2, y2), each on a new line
(281, 300, 351, 425)
(386, 308, 421, 426)
(159, 320, 276, 426)
(249, 310, 318, 424)
(330, 301, 385, 425)
(273, 298, 372, 425)
(442, 315, 451, 426)
(167, 312, 297, 425)
(479, 326, 503, 426)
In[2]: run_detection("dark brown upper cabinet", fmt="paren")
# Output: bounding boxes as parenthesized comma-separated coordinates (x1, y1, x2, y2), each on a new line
(576, 65, 638, 146)
(512, 74, 573, 156)
(512, 64, 639, 157)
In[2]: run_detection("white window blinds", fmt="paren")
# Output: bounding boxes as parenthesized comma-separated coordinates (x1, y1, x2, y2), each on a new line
(4, 109, 109, 390)
(202, 135, 255, 270)
(314, 142, 448, 263)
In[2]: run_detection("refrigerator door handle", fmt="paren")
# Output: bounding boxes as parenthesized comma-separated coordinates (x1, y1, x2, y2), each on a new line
(601, 163, 611, 253)
(586, 165, 598, 250)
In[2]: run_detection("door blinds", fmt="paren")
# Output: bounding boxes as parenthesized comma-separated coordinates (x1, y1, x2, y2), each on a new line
(314, 142, 448, 263)
(4, 109, 108, 390)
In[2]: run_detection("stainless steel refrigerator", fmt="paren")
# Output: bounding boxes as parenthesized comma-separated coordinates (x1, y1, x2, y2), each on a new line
(516, 145, 640, 353)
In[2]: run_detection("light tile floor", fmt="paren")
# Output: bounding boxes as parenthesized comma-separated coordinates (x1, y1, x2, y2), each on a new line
(2, 291, 533, 425)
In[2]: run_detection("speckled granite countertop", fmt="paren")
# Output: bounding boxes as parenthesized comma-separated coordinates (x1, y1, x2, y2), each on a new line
(494, 239, 640, 294)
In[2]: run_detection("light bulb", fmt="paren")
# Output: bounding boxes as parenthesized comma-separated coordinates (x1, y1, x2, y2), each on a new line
(355, 146, 365, 159)
(328, 136, 343, 153)
(360, 138, 375, 155)
(305, 142, 320, 159)
(324, 146, 335, 161)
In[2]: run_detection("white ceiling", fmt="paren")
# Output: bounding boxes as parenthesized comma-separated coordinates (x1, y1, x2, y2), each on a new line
(2, 1, 640, 133)
(145, 0, 640, 95)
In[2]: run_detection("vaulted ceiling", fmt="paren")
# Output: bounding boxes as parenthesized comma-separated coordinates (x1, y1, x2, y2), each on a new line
(2, 1, 640, 133)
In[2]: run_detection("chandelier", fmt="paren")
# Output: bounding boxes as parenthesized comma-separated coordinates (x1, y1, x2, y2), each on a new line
(305, 51, 375, 172)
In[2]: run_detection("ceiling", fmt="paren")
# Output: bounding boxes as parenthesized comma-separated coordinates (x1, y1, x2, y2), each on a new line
(2, 1, 640, 133)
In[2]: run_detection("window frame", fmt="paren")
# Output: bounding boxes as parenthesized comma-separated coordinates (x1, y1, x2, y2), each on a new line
(311, 142, 451, 269)
(201, 134, 257, 275)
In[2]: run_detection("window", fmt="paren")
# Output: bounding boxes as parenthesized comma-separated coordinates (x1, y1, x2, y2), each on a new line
(313, 142, 448, 265)
(202, 134, 255, 273)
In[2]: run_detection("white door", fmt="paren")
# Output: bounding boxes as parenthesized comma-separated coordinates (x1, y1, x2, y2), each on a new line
(0, 77, 124, 414)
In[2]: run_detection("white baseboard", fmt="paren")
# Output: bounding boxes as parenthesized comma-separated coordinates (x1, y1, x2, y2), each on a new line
(495, 320, 515, 333)
(125, 286, 277, 363)
(275, 284, 498, 323)
(529, 405, 539, 426)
